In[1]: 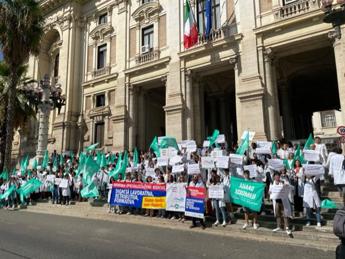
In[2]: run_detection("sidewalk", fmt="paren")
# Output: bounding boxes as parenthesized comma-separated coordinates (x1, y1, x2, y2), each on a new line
(17, 201, 339, 252)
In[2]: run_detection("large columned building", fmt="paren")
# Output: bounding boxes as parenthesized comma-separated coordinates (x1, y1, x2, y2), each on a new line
(14, 0, 345, 155)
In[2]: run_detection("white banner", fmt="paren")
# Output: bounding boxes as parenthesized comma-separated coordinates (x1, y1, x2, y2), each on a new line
(303, 164, 325, 177)
(160, 148, 169, 158)
(208, 184, 224, 199)
(188, 163, 200, 175)
(303, 150, 320, 162)
(157, 157, 169, 166)
(255, 141, 272, 155)
(216, 156, 229, 169)
(270, 185, 289, 200)
(229, 154, 244, 165)
(268, 159, 284, 171)
(145, 168, 156, 178)
(211, 149, 224, 158)
(59, 179, 68, 188)
(203, 140, 210, 148)
(244, 164, 257, 178)
(201, 157, 214, 169)
(172, 164, 185, 174)
(166, 183, 187, 212)
(169, 155, 182, 165)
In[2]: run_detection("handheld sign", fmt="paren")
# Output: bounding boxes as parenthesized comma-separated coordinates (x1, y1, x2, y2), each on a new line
(229, 154, 243, 165)
(188, 163, 201, 175)
(208, 184, 224, 199)
(216, 156, 229, 169)
(303, 164, 325, 177)
(172, 165, 184, 174)
(303, 150, 320, 162)
(244, 164, 257, 178)
(201, 157, 214, 169)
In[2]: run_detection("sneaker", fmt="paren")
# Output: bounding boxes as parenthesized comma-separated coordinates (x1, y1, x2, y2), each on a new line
(253, 223, 259, 230)
(306, 222, 311, 227)
(286, 229, 292, 235)
(272, 227, 281, 232)
(222, 221, 227, 227)
(213, 221, 219, 226)
(242, 223, 248, 230)
(316, 222, 322, 228)
(126, 212, 131, 215)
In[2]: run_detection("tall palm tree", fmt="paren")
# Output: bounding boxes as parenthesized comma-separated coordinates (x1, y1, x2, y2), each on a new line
(0, 62, 37, 172)
(0, 0, 43, 170)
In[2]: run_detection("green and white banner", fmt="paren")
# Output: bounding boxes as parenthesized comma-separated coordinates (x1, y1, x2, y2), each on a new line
(230, 177, 265, 212)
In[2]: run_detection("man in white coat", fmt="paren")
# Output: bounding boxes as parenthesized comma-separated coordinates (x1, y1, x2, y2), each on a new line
(329, 148, 345, 202)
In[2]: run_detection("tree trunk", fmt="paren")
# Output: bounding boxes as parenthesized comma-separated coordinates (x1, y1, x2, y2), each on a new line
(0, 122, 6, 172)
(3, 73, 18, 171)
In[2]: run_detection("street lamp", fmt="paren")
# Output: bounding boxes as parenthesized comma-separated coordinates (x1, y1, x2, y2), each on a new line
(20, 74, 66, 161)
(321, 0, 345, 39)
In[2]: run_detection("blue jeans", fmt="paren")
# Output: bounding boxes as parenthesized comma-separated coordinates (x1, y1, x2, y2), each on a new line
(306, 207, 321, 224)
(52, 185, 59, 204)
(212, 199, 227, 223)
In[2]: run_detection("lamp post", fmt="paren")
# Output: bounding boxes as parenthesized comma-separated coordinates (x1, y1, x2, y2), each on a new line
(321, 0, 345, 39)
(21, 74, 65, 161)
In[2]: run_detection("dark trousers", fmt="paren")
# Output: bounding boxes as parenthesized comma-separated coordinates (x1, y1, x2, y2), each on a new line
(192, 217, 206, 227)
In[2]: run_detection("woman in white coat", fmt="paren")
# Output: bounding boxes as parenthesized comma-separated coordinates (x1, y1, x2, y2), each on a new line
(303, 174, 321, 227)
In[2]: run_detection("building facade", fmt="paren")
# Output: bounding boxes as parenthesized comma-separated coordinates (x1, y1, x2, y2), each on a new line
(14, 0, 345, 155)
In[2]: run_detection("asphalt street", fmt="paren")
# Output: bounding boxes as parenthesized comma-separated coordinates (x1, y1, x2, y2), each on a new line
(0, 210, 335, 259)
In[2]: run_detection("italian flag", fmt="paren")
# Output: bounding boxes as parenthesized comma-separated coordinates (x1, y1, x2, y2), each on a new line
(184, 0, 198, 49)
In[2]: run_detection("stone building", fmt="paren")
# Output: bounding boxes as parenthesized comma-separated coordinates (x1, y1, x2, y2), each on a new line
(14, 0, 345, 155)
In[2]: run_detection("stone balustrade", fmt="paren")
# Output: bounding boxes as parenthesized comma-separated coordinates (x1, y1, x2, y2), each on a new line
(276, 0, 321, 20)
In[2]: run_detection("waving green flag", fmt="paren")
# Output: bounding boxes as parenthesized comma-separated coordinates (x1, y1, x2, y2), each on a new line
(41, 150, 49, 169)
(109, 151, 128, 180)
(294, 144, 305, 164)
(20, 155, 29, 175)
(160, 137, 179, 151)
(0, 185, 16, 200)
(100, 153, 107, 168)
(81, 156, 100, 186)
(53, 157, 58, 172)
(85, 143, 99, 152)
(271, 141, 278, 156)
(236, 132, 250, 155)
(80, 182, 99, 199)
(304, 133, 315, 150)
(0, 170, 9, 181)
(70, 151, 74, 163)
(17, 178, 42, 203)
(207, 129, 220, 147)
(31, 158, 38, 170)
(133, 148, 139, 167)
(59, 154, 65, 166)
(150, 136, 160, 157)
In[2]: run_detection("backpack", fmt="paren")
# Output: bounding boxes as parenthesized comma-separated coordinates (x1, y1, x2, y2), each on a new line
(334, 208, 345, 239)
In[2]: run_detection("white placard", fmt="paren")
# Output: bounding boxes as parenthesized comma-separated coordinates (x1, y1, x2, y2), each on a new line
(157, 157, 169, 166)
(186, 143, 197, 153)
(188, 163, 200, 175)
(211, 149, 224, 158)
(270, 185, 289, 200)
(255, 148, 272, 155)
(201, 157, 215, 169)
(208, 184, 224, 199)
(256, 141, 272, 149)
(168, 148, 178, 158)
(54, 178, 62, 186)
(229, 154, 244, 165)
(172, 164, 185, 174)
(169, 155, 182, 165)
(244, 164, 257, 178)
(216, 134, 226, 144)
(216, 156, 229, 169)
(145, 168, 156, 178)
(160, 148, 169, 158)
(166, 183, 187, 212)
(268, 159, 284, 171)
(46, 175, 55, 183)
(303, 150, 320, 162)
(241, 131, 256, 141)
(303, 164, 325, 177)
(203, 140, 210, 148)
(59, 179, 68, 188)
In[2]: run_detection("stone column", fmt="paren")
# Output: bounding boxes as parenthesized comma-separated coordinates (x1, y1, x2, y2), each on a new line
(199, 83, 206, 142)
(332, 28, 345, 126)
(231, 57, 242, 140)
(193, 78, 202, 145)
(128, 84, 137, 150)
(137, 88, 145, 150)
(264, 48, 281, 140)
(280, 81, 295, 140)
(186, 70, 194, 140)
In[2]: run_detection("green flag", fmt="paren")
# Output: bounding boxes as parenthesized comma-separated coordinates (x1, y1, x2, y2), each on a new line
(272, 141, 278, 156)
(207, 129, 220, 147)
(59, 154, 65, 166)
(133, 148, 139, 167)
(85, 143, 99, 152)
(0, 170, 9, 181)
(304, 133, 315, 150)
(230, 177, 265, 212)
(70, 151, 74, 163)
(321, 199, 338, 209)
(294, 144, 305, 164)
(149, 136, 160, 157)
(109, 151, 128, 180)
(17, 178, 42, 203)
(41, 150, 49, 169)
(53, 156, 58, 172)
(236, 132, 250, 155)
(81, 156, 100, 186)
(0, 185, 16, 200)
(31, 158, 38, 170)
(80, 182, 99, 199)
(160, 137, 179, 151)
(100, 153, 107, 168)
(20, 155, 29, 175)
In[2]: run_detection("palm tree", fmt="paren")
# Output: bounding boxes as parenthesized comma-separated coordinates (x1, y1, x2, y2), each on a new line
(0, 62, 37, 172)
(0, 0, 43, 170)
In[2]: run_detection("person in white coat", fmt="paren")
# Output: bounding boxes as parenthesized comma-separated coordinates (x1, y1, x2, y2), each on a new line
(303, 174, 322, 227)
(329, 148, 345, 202)
(314, 137, 328, 165)
(60, 174, 72, 206)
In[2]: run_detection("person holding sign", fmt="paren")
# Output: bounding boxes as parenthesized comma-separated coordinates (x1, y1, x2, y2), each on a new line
(189, 174, 206, 229)
(242, 170, 259, 230)
(303, 174, 322, 228)
(269, 172, 292, 235)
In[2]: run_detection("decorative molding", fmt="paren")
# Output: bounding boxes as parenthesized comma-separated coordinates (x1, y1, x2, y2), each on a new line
(89, 23, 114, 41)
(132, 1, 160, 23)
(88, 106, 111, 119)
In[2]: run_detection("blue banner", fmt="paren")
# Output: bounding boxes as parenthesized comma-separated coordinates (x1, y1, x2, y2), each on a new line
(185, 187, 206, 219)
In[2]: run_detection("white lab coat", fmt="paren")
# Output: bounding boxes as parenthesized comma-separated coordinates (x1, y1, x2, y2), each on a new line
(315, 143, 328, 165)
(270, 182, 292, 218)
(303, 176, 321, 209)
(329, 154, 345, 185)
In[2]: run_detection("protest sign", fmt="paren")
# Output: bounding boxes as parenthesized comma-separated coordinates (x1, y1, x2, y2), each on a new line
(166, 183, 187, 212)
(211, 149, 225, 158)
(172, 164, 184, 174)
(255, 141, 272, 155)
(303, 150, 320, 162)
(186, 140, 197, 153)
(203, 140, 210, 148)
(216, 156, 229, 169)
(169, 155, 182, 165)
(208, 184, 224, 199)
(303, 164, 325, 177)
(244, 164, 257, 178)
(54, 178, 62, 186)
(216, 134, 226, 144)
(145, 168, 156, 178)
(201, 157, 214, 169)
(160, 148, 169, 158)
(229, 154, 243, 165)
(157, 157, 169, 167)
(188, 163, 200, 175)
(110, 182, 166, 209)
(270, 184, 290, 200)
(185, 186, 206, 219)
(59, 179, 68, 188)
(230, 177, 265, 212)
(46, 175, 55, 183)
(268, 159, 284, 171)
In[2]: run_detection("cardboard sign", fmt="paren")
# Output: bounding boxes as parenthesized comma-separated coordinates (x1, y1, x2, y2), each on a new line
(172, 165, 185, 174)
(145, 168, 156, 178)
(216, 134, 226, 144)
(59, 179, 68, 188)
(203, 140, 210, 148)
(157, 157, 169, 167)
(208, 184, 224, 199)
(201, 157, 215, 169)
(255, 141, 272, 155)
(169, 155, 182, 165)
(216, 156, 229, 169)
(270, 185, 289, 200)
(229, 154, 244, 165)
(187, 163, 201, 175)
(268, 159, 284, 171)
(303, 164, 325, 177)
(303, 150, 320, 162)
(244, 164, 257, 178)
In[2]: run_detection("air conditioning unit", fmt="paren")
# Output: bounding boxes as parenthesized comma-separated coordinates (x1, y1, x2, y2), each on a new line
(141, 45, 150, 53)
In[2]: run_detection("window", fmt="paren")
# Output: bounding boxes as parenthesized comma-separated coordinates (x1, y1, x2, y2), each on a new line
(284, 0, 298, 5)
(94, 122, 105, 147)
(142, 25, 154, 53)
(98, 13, 108, 25)
(97, 44, 107, 69)
(197, 0, 221, 35)
(142, 0, 153, 3)
(321, 111, 336, 128)
(95, 94, 105, 107)
(54, 53, 59, 78)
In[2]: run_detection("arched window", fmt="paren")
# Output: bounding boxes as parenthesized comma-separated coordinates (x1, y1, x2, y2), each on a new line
(54, 53, 59, 78)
